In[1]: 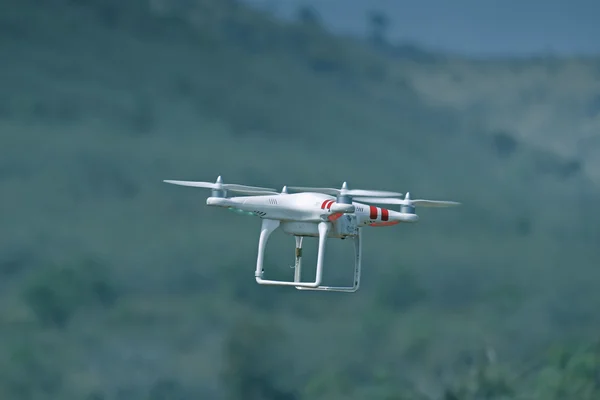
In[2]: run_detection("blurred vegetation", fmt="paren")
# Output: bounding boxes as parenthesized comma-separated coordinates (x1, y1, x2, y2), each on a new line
(1, 0, 600, 398)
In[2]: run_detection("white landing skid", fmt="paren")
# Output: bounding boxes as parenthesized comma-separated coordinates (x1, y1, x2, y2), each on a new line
(254, 219, 362, 292)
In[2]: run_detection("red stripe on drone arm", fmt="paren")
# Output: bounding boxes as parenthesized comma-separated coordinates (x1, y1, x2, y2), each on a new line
(369, 205, 377, 219)
(327, 200, 334, 209)
(321, 200, 329, 209)
(381, 208, 389, 221)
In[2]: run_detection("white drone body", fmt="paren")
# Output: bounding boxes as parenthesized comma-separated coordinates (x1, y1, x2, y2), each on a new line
(164, 176, 460, 293)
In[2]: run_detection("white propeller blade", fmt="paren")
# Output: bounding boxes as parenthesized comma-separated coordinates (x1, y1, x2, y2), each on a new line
(163, 177, 278, 195)
(222, 183, 279, 193)
(411, 199, 461, 207)
(163, 180, 215, 188)
(286, 186, 340, 195)
(354, 196, 461, 207)
(287, 181, 403, 198)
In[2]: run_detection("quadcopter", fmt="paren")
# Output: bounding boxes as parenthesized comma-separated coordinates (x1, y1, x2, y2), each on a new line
(164, 175, 460, 293)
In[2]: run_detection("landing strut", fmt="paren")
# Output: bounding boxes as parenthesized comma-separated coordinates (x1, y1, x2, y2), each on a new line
(254, 219, 362, 292)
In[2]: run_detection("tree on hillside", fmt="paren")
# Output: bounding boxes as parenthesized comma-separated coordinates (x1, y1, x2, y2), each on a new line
(296, 5, 321, 27)
(367, 10, 390, 47)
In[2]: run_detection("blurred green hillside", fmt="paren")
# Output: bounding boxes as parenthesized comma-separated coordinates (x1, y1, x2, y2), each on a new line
(403, 56, 600, 182)
(1, 0, 600, 399)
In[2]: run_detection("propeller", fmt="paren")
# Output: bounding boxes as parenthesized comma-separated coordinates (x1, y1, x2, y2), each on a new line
(163, 176, 279, 196)
(355, 192, 461, 210)
(287, 182, 403, 198)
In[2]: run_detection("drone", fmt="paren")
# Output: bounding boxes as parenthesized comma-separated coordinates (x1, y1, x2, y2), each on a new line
(164, 175, 460, 293)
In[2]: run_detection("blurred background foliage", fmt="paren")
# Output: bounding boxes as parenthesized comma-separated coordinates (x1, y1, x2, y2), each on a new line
(1, 0, 600, 398)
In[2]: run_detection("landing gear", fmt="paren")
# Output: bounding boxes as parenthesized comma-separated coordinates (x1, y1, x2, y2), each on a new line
(254, 219, 362, 292)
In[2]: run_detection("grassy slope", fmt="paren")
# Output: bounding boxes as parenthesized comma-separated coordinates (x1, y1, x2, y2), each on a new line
(403, 56, 600, 181)
(1, 0, 600, 398)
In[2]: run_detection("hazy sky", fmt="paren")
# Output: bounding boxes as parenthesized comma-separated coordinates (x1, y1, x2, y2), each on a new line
(245, 0, 600, 57)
